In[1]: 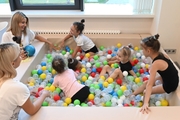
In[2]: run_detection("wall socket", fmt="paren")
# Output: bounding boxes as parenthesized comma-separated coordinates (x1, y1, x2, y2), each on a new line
(164, 49, 176, 54)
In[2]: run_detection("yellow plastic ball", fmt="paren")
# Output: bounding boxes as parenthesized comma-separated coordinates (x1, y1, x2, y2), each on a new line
(41, 66, 47, 71)
(120, 85, 127, 92)
(137, 101, 143, 107)
(134, 46, 139, 51)
(29, 82, 34, 86)
(40, 73, 46, 80)
(88, 94, 95, 100)
(85, 53, 90, 58)
(117, 43, 122, 48)
(45, 86, 50, 90)
(107, 77, 114, 84)
(65, 98, 72, 104)
(161, 99, 169, 106)
(81, 68, 86, 73)
(29, 79, 35, 83)
(135, 77, 141, 83)
(81, 76, 87, 82)
(103, 81, 109, 88)
(100, 76, 106, 81)
(52, 69, 56, 75)
(63, 103, 68, 107)
(111, 64, 114, 68)
(49, 85, 56, 92)
(145, 64, 149, 69)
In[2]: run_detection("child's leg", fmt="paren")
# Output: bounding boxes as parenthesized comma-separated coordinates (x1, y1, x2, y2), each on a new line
(132, 81, 148, 95)
(88, 52, 95, 57)
(99, 65, 112, 77)
(109, 68, 123, 80)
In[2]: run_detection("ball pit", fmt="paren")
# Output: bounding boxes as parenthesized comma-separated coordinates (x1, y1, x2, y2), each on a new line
(26, 43, 170, 109)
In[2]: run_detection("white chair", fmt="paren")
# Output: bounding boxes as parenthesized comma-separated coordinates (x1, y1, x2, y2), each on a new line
(0, 21, 8, 43)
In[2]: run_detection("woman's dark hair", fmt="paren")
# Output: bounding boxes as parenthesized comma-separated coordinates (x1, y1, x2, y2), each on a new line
(141, 34, 160, 52)
(73, 19, 85, 34)
(52, 56, 66, 74)
(68, 58, 78, 71)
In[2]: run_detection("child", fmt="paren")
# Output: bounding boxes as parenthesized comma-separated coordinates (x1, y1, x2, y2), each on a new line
(100, 46, 136, 80)
(52, 55, 90, 103)
(0, 43, 50, 120)
(59, 19, 98, 58)
(132, 34, 179, 114)
(68, 58, 83, 72)
(1, 11, 56, 59)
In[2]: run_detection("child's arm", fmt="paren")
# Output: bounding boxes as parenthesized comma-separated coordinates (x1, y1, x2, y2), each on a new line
(72, 46, 81, 58)
(129, 70, 137, 78)
(59, 34, 72, 49)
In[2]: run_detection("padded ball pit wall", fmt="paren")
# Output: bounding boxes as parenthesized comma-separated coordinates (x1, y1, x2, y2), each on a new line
(18, 34, 180, 120)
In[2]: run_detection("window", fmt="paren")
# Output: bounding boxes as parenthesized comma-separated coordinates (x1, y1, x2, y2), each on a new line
(9, 0, 83, 11)
(7, 0, 154, 15)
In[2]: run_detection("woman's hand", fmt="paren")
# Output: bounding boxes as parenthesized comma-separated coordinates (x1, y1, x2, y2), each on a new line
(48, 42, 57, 52)
(40, 90, 50, 97)
(140, 103, 150, 114)
(20, 48, 28, 60)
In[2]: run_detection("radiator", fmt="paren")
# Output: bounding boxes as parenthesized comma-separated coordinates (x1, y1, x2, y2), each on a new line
(34, 30, 121, 35)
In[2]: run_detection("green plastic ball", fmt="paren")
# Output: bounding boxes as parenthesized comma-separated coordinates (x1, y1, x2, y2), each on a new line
(103, 60, 108, 65)
(74, 99, 80, 105)
(95, 62, 100, 68)
(117, 89, 123, 96)
(114, 63, 119, 68)
(46, 54, 52, 59)
(55, 87, 61, 93)
(100, 46, 104, 51)
(93, 55, 99, 60)
(31, 70, 37, 75)
(70, 50, 74, 54)
(42, 101, 48, 106)
(105, 101, 112, 107)
(62, 50, 66, 55)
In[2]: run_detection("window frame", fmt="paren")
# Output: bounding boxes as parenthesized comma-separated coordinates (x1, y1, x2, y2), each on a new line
(9, 0, 84, 11)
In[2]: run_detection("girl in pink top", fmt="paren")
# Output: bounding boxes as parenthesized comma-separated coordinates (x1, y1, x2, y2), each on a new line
(52, 56, 90, 103)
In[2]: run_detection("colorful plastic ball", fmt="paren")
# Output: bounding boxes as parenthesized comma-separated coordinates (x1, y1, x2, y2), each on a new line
(120, 85, 127, 92)
(88, 94, 95, 100)
(96, 67, 102, 73)
(136, 53, 141, 58)
(122, 71, 128, 77)
(70, 49, 74, 54)
(143, 77, 148, 81)
(44, 86, 50, 90)
(114, 63, 119, 68)
(140, 63, 145, 68)
(86, 62, 91, 68)
(117, 89, 123, 97)
(31, 70, 37, 75)
(100, 76, 106, 81)
(65, 98, 72, 105)
(116, 79, 122, 85)
(133, 59, 139, 64)
(100, 46, 104, 51)
(161, 99, 168, 106)
(117, 43, 121, 48)
(47, 83, 51, 87)
(134, 46, 139, 51)
(53, 95, 60, 101)
(85, 53, 90, 58)
(61, 50, 66, 55)
(91, 68, 96, 73)
(76, 56, 81, 60)
(42, 101, 48, 106)
(114, 47, 119, 52)
(107, 77, 113, 83)
(46, 54, 52, 59)
(94, 84, 100, 89)
(41, 61, 46, 66)
(155, 101, 161, 106)
(38, 87, 44, 92)
(37, 69, 43, 75)
(103, 81, 109, 88)
(55, 87, 61, 93)
(29, 82, 34, 86)
(24, 45, 36, 57)
(41, 66, 47, 71)
(136, 72, 140, 77)
(49, 78, 54, 84)
(93, 55, 99, 60)
(107, 54, 112, 59)
(135, 77, 141, 83)
(52, 69, 56, 75)
(103, 60, 108, 65)
(107, 50, 112, 54)
(40, 73, 46, 80)
(63, 103, 68, 107)
(90, 72, 96, 77)
(139, 69, 145, 74)
(74, 99, 80, 105)
(49, 85, 56, 92)
(105, 101, 112, 107)
(81, 68, 86, 73)
(95, 62, 100, 68)
(82, 76, 87, 82)
(141, 55, 146, 60)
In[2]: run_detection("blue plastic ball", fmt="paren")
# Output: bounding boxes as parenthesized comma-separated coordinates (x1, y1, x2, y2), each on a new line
(37, 69, 43, 75)
(41, 62, 46, 66)
(24, 45, 36, 57)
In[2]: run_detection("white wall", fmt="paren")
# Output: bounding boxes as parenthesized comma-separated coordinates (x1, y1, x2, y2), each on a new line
(151, 0, 180, 64)
(1, 0, 180, 63)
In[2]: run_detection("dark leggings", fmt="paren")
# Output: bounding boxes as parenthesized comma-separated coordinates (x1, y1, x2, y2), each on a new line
(85, 45, 98, 53)
(71, 86, 90, 103)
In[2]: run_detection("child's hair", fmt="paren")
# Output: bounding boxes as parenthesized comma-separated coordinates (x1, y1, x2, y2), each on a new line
(68, 58, 78, 71)
(73, 19, 85, 34)
(52, 55, 66, 74)
(119, 46, 131, 58)
(0, 43, 20, 80)
(141, 34, 160, 52)
(8, 11, 29, 36)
